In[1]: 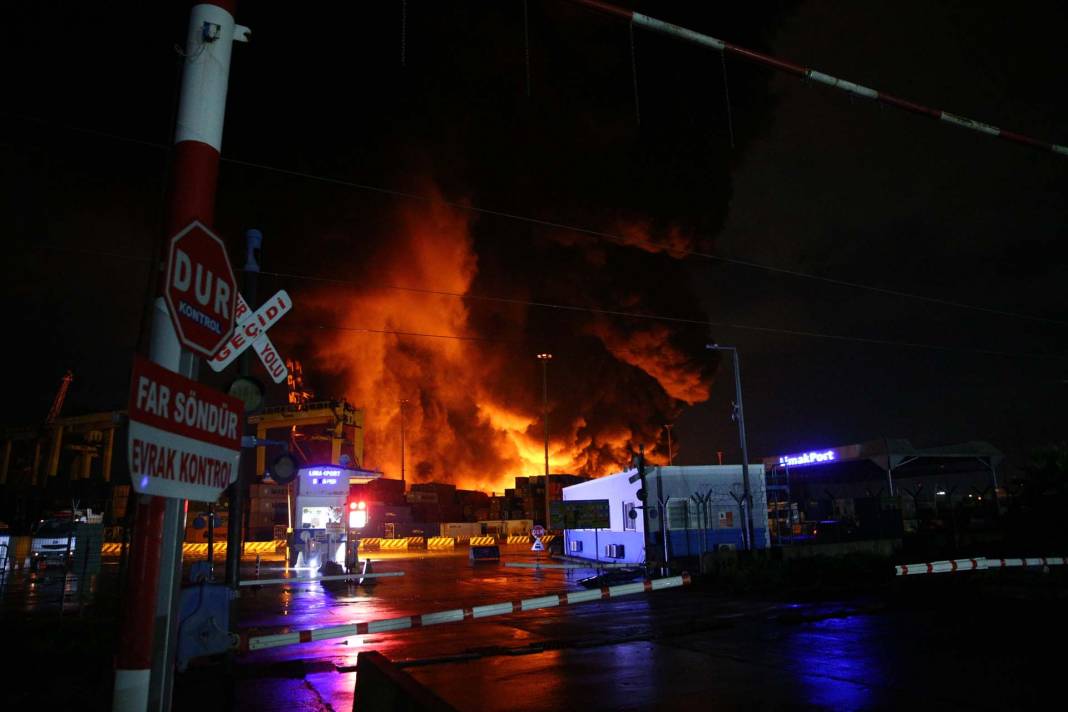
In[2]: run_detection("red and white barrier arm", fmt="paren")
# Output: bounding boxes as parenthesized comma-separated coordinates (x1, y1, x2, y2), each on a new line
(504, 562, 635, 570)
(895, 558, 988, 576)
(896, 556, 1067, 576)
(238, 571, 405, 586)
(984, 556, 1066, 569)
(572, 0, 1068, 158)
(242, 574, 691, 652)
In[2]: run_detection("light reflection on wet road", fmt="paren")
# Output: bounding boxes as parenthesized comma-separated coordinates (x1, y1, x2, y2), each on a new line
(6, 547, 1062, 710)
(229, 550, 1067, 711)
(239, 548, 594, 668)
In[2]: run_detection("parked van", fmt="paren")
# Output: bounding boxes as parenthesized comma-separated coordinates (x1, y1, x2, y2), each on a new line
(30, 518, 76, 571)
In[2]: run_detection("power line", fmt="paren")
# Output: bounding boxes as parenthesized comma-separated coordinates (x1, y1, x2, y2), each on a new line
(220, 156, 1068, 328)
(7, 112, 1064, 329)
(280, 322, 518, 344)
(571, 0, 1068, 158)
(259, 269, 1028, 357)
(296, 317, 1061, 360)
(29, 243, 1067, 360)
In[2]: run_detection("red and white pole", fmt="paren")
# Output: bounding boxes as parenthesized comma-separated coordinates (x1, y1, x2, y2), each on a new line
(572, 0, 1068, 158)
(112, 3, 246, 711)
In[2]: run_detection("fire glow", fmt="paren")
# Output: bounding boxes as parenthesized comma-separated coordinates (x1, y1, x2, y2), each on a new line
(307, 184, 714, 493)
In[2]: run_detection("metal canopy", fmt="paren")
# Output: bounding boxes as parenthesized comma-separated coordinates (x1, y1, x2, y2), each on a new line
(763, 439, 1004, 495)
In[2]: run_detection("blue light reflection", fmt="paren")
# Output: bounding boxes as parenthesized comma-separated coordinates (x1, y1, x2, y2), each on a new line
(779, 614, 881, 711)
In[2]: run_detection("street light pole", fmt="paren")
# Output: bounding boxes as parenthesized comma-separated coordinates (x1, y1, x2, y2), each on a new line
(664, 424, 674, 466)
(399, 399, 407, 487)
(706, 344, 755, 550)
(537, 353, 553, 529)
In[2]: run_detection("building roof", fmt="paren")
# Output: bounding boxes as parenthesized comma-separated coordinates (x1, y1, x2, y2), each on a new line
(762, 439, 1003, 481)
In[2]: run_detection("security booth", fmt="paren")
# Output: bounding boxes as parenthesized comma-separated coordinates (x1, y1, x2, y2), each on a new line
(289, 464, 381, 570)
(763, 439, 1003, 546)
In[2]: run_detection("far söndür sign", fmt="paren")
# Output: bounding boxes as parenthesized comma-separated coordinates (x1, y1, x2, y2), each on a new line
(127, 354, 243, 500)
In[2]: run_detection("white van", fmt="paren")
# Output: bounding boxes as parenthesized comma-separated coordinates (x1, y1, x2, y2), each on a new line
(30, 518, 76, 571)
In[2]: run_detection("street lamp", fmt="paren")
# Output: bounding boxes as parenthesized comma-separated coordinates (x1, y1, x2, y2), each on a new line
(706, 344, 755, 550)
(664, 423, 674, 466)
(399, 398, 408, 487)
(537, 353, 553, 529)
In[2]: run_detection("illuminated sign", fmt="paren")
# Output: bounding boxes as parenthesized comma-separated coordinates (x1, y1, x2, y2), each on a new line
(778, 449, 837, 468)
(306, 469, 342, 478)
(298, 466, 350, 496)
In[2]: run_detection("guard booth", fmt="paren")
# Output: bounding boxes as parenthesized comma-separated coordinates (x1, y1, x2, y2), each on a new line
(289, 464, 380, 569)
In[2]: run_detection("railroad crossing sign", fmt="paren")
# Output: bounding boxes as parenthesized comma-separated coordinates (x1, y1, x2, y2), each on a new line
(163, 221, 238, 358)
(208, 290, 292, 383)
(127, 354, 243, 500)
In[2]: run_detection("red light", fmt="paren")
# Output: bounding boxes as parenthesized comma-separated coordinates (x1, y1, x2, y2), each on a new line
(350, 502, 357, 511)
(358, 501, 366, 510)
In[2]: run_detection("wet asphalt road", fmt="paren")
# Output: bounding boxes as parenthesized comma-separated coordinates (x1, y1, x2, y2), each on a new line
(225, 549, 1067, 711)
(3, 549, 1065, 711)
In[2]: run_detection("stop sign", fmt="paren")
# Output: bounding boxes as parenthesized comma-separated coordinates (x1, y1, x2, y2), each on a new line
(163, 221, 238, 358)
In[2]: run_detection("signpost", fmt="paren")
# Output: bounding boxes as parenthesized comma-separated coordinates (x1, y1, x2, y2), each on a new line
(550, 499, 611, 530)
(163, 221, 239, 359)
(127, 354, 243, 502)
(531, 523, 546, 553)
(208, 291, 292, 383)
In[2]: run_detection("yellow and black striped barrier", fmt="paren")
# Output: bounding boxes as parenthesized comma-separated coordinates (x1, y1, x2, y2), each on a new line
(427, 536, 455, 550)
(469, 536, 496, 547)
(101, 541, 285, 558)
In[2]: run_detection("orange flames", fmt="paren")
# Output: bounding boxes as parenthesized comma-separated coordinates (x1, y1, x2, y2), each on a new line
(307, 185, 714, 494)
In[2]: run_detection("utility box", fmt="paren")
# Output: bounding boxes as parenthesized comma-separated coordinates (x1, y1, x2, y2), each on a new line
(469, 545, 500, 562)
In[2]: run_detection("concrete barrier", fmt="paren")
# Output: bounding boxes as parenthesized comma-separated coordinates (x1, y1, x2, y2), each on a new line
(469, 536, 496, 547)
(427, 537, 455, 550)
(506, 535, 531, 545)
(469, 545, 500, 562)
(100, 540, 287, 558)
(406, 536, 426, 549)
(353, 650, 459, 711)
(360, 538, 382, 550)
(379, 539, 409, 551)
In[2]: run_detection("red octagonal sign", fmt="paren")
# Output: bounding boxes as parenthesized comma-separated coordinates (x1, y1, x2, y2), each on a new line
(163, 221, 238, 358)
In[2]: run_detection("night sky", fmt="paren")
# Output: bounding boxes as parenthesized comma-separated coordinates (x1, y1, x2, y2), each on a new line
(2, 1, 1065, 486)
